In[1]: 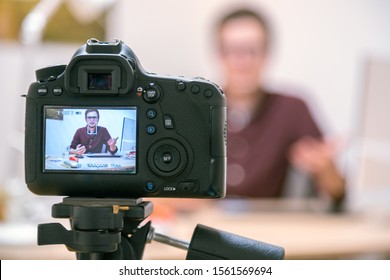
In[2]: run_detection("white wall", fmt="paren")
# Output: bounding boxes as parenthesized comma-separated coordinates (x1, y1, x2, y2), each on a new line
(106, 0, 390, 137)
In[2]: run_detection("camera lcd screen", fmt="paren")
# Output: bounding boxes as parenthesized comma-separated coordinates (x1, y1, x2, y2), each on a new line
(88, 73, 112, 90)
(44, 107, 137, 173)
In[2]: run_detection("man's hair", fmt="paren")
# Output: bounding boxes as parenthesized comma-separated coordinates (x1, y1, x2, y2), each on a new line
(216, 8, 272, 51)
(85, 108, 100, 119)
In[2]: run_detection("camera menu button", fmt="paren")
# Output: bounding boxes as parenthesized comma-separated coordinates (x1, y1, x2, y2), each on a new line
(37, 85, 48, 96)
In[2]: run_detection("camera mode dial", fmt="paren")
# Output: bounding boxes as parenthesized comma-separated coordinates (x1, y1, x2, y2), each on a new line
(147, 138, 188, 178)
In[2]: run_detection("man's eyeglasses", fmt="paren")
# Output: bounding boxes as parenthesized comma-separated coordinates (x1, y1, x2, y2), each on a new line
(86, 116, 98, 120)
(220, 45, 264, 58)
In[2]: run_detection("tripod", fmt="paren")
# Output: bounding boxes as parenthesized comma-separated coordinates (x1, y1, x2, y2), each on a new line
(38, 197, 285, 260)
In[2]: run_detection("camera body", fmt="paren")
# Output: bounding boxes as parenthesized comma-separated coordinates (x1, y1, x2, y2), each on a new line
(25, 39, 226, 199)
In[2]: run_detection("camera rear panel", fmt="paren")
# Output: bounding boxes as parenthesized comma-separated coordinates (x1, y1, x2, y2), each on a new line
(25, 39, 227, 199)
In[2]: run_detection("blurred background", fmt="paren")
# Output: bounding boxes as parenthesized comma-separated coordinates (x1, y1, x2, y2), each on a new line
(0, 0, 390, 259)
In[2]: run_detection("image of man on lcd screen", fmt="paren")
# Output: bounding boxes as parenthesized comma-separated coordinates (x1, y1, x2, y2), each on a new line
(69, 108, 118, 155)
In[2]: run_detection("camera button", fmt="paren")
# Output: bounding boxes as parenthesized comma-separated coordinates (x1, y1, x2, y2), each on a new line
(161, 152, 173, 164)
(143, 86, 160, 103)
(177, 81, 186, 91)
(146, 181, 156, 192)
(52, 86, 63, 96)
(37, 85, 48, 96)
(191, 85, 200, 94)
(163, 115, 174, 129)
(178, 181, 196, 192)
(146, 88, 158, 98)
(146, 109, 157, 119)
(146, 124, 157, 135)
(154, 145, 180, 172)
(204, 89, 213, 98)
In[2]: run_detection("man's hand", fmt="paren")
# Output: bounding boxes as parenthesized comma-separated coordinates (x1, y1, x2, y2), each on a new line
(289, 137, 335, 175)
(74, 144, 86, 155)
(107, 137, 118, 152)
(289, 137, 345, 200)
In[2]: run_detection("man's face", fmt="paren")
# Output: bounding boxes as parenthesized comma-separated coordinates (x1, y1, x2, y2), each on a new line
(218, 17, 268, 94)
(86, 111, 99, 128)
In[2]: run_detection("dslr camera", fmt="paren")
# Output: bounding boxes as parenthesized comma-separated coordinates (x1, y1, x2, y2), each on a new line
(25, 38, 227, 199)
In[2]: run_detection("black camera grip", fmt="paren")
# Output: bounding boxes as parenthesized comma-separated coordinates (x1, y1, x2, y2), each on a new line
(210, 107, 227, 158)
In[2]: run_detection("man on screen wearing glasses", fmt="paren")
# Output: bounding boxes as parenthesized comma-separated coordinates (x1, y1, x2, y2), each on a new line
(69, 108, 118, 155)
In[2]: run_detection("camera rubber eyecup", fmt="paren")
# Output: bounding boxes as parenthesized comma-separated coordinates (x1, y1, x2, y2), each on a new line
(147, 138, 188, 178)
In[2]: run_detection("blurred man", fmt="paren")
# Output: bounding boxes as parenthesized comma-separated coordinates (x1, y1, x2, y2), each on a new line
(216, 8, 345, 204)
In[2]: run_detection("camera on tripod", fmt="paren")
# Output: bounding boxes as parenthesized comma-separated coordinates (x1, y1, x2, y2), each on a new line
(24, 38, 284, 260)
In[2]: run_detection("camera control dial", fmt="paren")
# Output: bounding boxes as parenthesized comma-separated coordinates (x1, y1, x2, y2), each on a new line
(147, 138, 188, 178)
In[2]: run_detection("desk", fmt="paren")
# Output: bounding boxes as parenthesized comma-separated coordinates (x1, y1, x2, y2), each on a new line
(45, 153, 135, 172)
(1, 199, 390, 260)
(144, 199, 390, 260)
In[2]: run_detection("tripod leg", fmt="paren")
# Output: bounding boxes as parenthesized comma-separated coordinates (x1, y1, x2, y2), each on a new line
(120, 221, 152, 260)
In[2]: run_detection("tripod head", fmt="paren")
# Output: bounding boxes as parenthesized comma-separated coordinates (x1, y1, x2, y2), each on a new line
(38, 197, 285, 260)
